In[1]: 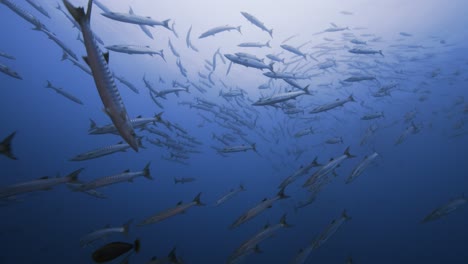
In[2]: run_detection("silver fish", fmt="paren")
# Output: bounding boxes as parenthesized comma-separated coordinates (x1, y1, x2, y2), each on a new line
(63, 0, 139, 151)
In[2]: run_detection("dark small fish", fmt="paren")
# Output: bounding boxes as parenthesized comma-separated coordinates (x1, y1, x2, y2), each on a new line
(174, 177, 196, 184)
(0, 131, 18, 160)
(92, 239, 140, 263)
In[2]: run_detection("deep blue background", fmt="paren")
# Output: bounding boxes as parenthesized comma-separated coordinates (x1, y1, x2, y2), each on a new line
(1, 1, 467, 264)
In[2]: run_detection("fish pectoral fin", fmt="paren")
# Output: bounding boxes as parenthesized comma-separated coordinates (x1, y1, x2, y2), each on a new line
(82, 56, 90, 66)
(103, 52, 109, 63)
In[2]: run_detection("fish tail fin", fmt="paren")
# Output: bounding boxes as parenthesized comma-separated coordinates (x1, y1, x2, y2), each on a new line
(342, 209, 352, 220)
(143, 162, 152, 180)
(312, 156, 321, 166)
(237, 26, 242, 34)
(0, 131, 18, 160)
(254, 245, 263, 254)
(45, 80, 53, 88)
(159, 49, 166, 62)
(379, 50, 384, 57)
(162, 19, 171, 29)
(193, 192, 205, 206)
(66, 168, 84, 183)
(122, 219, 133, 236)
(154, 112, 164, 123)
(239, 184, 245, 191)
(349, 94, 356, 102)
(251, 143, 257, 152)
(277, 187, 290, 199)
(168, 247, 178, 262)
(174, 177, 178, 184)
(266, 40, 271, 48)
(134, 239, 141, 253)
(268, 62, 275, 72)
(280, 214, 293, 228)
(88, 118, 96, 130)
(304, 85, 311, 94)
(268, 28, 273, 38)
(344, 147, 356, 158)
(62, 0, 91, 25)
(61, 50, 69, 61)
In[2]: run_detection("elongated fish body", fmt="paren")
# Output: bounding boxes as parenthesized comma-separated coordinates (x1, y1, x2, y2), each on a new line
(40, 29, 79, 60)
(101, 11, 170, 28)
(266, 54, 284, 63)
(309, 95, 355, 114)
(224, 54, 273, 71)
(216, 185, 245, 206)
(0, 0, 47, 29)
(303, 147, 355, 187)
(361, 111, 384, 120)
(185, 25, 199, 52)
(89, 114, 162, 135)
(0, 131, 18, 160)
(344, 75, 376, 82)
(290, 245, 314, 264)
(230, 215, 290, 262)
(238, 41, 271, 48)
(106, 45, 164, 59)
(70, 142, 132, 161)
(240, 11, 273, 37)
(279, 157, 320, 189)
(80, 220, 132, 247)
(230, 189, 289, 229)
(92, 0, 111, 13)
(294, 127, 314, 138)
(138, 193, 204, 226)
(92, 239, 140, 263)
(174, 177, 196, 184)
(281, 44, 307, 59)
(168, 39, 180, 57)
(25, 0, 50, 18)
(234, 52, 262, 62)
(63, 0, 139, 151)
(114, 75, 139, 94)
(199, 25, 241, 38)
(346, 152, 378, 184)
(324, 26, 348, 32)
(61, 51, 92, 76)
(126, 7, 154, 39)
(350, 39, 366, 45)
(0, 62, 22, 80)
(313, 210, 351, 249)
(154, 87, 189, 99)
(253, 87, 310, 106)
(325, 137, 343, 144)
(263, 71, 310, 80)
(219, 143, 256, 153)
(0, 168, 83, 199)
(349, 48, 383, 56)
(421, 197, 467, 223)
(45, 80, 83, 105)
(0, 51, 15, 60)
(76, 163, 152, 191)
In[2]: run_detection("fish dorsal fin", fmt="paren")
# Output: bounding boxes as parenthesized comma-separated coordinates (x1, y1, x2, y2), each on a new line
(263, 224, 270, 229)
(118, 141, 123, 144)
(103, 52, 109, 63)
(177, 201, 183, 206)
(329, 158, 334, 161)
(123, 169, 130, 173)
(128, 7, 134, 14)
(39, 176, 49, 180)
(136, 115, 142, 118)
(262, 198, 267, 202)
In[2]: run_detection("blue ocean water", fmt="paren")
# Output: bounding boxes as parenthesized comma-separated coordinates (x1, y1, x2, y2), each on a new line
(1, 0, 468, 263)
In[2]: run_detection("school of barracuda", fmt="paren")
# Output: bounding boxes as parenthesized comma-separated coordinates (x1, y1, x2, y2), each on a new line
(0, 0, 467, 263)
